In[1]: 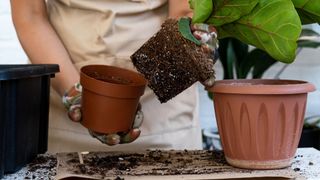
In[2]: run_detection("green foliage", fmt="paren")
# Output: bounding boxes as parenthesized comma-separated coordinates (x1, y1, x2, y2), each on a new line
(188, 0, 213, 23)
(178, 18, 201, 45)
(206, 0, 258, 26)
(292, 0, 320, 24)
(218, 38, 277, 79)
(218, 29, 320, 80)
(189, 0, 320, 63)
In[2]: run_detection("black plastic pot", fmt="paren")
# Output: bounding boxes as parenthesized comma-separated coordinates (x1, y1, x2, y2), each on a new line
(0, 103, 4, 178)
(0, 64, 59, 177)
(298, 127, 320, 150)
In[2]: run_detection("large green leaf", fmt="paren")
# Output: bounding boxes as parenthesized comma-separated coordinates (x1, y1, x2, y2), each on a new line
(189, 0, 213, 23)
(229, 38, 249, 78)
(218, 0, 302, 63)
(206, 0, 259, 26)
(292, 0, 320, 24)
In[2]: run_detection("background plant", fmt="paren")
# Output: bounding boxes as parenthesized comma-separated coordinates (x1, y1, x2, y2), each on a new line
(218, 29, 320, 80)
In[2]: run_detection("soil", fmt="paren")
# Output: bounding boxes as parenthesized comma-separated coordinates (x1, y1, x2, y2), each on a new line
(131, 18, 215, 103)
(59, 150, 252, 179)
(2, 154, 57, 180)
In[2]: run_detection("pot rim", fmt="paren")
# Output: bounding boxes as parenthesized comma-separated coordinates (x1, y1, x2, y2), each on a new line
(207, 79, 316, 95)
(80, 65, 147, 98)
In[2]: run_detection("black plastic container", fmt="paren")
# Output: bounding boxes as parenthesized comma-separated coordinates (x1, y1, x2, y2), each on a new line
(299, 127, 320, 150)
(0, 64, 59, 178)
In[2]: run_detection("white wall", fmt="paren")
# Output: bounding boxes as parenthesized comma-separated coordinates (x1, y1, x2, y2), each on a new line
(0, 0, 28, 64)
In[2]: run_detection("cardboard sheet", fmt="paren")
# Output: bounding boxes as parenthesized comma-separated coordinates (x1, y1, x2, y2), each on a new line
(54, 150, 301, 180)
(6, 149, 320, 179)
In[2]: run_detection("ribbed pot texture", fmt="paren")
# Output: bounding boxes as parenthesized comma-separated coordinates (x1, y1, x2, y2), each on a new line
(80, 65, 146, 134)
(208, 79, 316, 169)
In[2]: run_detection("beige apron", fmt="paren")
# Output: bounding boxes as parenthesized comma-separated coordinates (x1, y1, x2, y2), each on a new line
(47, 0, 202, 153)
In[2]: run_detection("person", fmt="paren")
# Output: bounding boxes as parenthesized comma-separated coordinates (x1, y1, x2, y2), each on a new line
(11, 0, 216, 153)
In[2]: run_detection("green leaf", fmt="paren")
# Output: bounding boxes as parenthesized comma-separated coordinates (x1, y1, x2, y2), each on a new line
(251, 49, 277, 78)
(206, 0, 259, 26)
(238, 49, 259, 79)
(218, 38, 235, 79)
(178, 18, 201, 45)
(229, 38, 249, 78)
(218, 0, 302, 63)
(238, 49, 277, 79)
(296, 9, 319, 24)
(191, 0, 213, 23)
(208, 91, 213, 100)
(292, 0, 320, 24)
(188, 0, 195, 9)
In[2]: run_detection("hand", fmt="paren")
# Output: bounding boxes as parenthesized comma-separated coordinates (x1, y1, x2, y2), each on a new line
(62, 83, 143, 145)
(191, 23, 219, 87)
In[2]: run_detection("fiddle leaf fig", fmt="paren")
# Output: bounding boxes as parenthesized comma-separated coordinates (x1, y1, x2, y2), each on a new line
(292, 0, 320, 24)
(217, 0, 302, 63)
(189, 0, 213, 23)
(207, 0, 259, 26)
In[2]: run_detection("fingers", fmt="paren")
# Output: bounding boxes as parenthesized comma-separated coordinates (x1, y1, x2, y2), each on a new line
(88, 130, 121, 146)
(133, 104, 144, 129)
(105, 134, 121, 145)
(120, 129, 141, 144)
(190, 22, 218, 88)
(202, 76, 215, 87)
(88, 129, 141, 145)
(68, 104, 82, 122)
(190, 23, 219, 51)
(191, 23, 217, 36)
(63, 82, 83, 122)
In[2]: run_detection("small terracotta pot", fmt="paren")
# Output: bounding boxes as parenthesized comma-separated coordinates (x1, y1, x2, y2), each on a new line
(80, 65, 147, 134)
(207, 79, 316, 169)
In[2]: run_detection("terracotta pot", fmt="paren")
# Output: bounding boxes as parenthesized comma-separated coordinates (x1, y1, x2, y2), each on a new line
(207, 79, 315, 169)
(80, 65, 147, 134)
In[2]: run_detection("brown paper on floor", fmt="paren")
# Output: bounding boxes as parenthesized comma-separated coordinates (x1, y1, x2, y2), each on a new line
(55, 150, 302, 180)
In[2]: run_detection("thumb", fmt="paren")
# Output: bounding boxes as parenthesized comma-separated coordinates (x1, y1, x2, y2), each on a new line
(120, 129, 141, 144)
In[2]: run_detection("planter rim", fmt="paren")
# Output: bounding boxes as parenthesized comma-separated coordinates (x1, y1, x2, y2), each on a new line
(207, 79, 316, 95)
(80, 65, 147, 98)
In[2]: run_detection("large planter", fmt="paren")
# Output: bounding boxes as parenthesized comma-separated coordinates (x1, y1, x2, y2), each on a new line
(80, 65, 147, 134)
(208, 79, 315, 169)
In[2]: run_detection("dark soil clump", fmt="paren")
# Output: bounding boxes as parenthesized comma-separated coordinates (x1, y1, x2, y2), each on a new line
(25, 154, 57, 179)
(131, 19, 215, 103)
